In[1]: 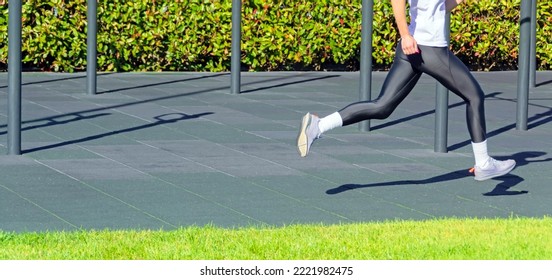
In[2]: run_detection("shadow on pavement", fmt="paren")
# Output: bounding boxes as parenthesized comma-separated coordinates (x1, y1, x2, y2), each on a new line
(326, 151, 551, 196)
(23, 112, 213, 154)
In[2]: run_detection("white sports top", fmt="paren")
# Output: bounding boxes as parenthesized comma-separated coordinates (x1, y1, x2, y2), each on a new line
(408, 0, 449, 47)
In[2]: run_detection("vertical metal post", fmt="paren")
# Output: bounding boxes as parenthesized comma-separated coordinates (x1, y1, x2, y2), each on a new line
(230, 0, 241, 94)
(359, 0, 373, 132)
(529, 0, 537, 88)
(434, 85, 449, 153)
(87, 0, 97, 95)
(8, 0, 22, 155)
(434, 13, 451, 153)
(516, 0, 531, 131)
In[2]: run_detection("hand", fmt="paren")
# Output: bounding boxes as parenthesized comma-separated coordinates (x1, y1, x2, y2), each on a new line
(401, 35, 419, 55)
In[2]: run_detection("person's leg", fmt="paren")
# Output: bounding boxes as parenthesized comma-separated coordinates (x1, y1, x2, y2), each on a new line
(318, 44, 423, 135)
(297, 43, 422, 157)
(417, 46, 515, 180)
(416, 46, 486, 142)
(338, 52, 422, 126)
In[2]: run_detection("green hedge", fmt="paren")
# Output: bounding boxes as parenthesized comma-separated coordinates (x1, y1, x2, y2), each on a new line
(0, 0, 550, 72)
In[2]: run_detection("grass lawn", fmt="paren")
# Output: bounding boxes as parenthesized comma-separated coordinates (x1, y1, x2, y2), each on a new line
(1, 217, 551, 260)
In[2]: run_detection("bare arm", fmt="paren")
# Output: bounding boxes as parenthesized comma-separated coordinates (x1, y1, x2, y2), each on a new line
(391, 0, 410, 39)
(391, 0, 418, 54)
(446, 0, 465, 12)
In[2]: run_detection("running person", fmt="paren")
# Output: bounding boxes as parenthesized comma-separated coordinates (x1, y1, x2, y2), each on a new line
(296, 0, 516, 181)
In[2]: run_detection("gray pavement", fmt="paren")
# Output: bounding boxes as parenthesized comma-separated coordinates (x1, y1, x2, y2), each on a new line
(1, 71, 551, 232)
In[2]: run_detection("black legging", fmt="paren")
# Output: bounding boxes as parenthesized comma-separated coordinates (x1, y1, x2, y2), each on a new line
(339, 41, 486, 143)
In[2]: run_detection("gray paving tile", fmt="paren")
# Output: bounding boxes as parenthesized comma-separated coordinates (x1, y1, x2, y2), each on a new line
(86, 178, 258, 227)
(84, 144, 219, 174)
(26, 146, 103, 160)
(0, 187, 75, 232)
(0, 164, 169, 230)
(38, 158, 151, 180)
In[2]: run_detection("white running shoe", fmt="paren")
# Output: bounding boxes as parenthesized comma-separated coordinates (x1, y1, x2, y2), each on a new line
(472, 157, 516, 181)
(296, 113, 321, 157)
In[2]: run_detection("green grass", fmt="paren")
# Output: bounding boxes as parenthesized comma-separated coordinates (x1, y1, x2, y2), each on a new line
(1, 217, 551, 260)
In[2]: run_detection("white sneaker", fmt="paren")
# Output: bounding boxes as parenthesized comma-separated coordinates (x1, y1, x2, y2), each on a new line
(296, 113, 320, 157)
(472, 157, 516, 181)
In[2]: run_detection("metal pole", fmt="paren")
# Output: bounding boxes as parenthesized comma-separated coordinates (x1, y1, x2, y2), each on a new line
(87, 0, 97, 95)
(529, 0, 537, 88)
(8, 0, 22, 155)
(359, 0, 374, 132)
(230, 0, 241, 94)
(516, 0, 531, 131)
(434, 84, 449, 153)
(434, 13, 451, 153)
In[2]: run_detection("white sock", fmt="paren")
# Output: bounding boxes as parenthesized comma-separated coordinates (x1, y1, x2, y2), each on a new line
(318, 112, 343, 134)
(472, 140, 491, 167)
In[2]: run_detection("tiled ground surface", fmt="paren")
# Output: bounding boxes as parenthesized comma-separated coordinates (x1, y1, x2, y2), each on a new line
(1, 71, 551, 232)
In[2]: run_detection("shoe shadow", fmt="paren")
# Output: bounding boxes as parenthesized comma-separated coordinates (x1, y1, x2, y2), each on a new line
(482, 151, 551, 196)
(482, 175, 528, 196)
(326, 151, 549, 196)
(326, 168, 471, 195)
